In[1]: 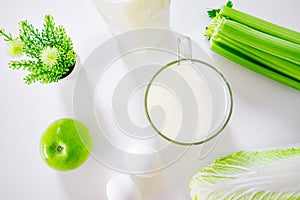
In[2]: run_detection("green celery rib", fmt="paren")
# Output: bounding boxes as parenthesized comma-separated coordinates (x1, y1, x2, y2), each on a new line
(210, 41, 300, 90)
(219, 6, 300, 45)
(212, 31, 300, 81)
(217, 19, 300, 65)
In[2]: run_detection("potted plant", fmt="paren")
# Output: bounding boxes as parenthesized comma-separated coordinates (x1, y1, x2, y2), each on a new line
(0, 14, 78, 84)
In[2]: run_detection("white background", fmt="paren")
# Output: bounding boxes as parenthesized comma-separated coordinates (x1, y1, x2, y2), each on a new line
(0, 0, 299, 199)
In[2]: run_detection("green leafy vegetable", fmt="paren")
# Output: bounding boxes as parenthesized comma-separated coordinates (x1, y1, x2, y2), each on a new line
(205, 6, 300, 90)
(207, 1, 233, 18)
(190, 148, 300, 200)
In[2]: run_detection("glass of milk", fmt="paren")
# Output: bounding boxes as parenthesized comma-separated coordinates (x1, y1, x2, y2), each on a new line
(92, 0, 171, 34)
(144, 36, 233, 145)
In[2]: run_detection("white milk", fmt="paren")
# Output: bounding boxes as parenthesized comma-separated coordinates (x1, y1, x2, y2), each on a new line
(146, 62, 213, 144)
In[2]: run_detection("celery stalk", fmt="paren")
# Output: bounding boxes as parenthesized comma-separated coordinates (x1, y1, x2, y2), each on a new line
(217, 19, 300, 65)
(210, 42, 300, 90)
(213, 36, 300, 82)
(220, 6, 300, 45)
(212, 20, 300, 81)
(206, 5, 300, 90)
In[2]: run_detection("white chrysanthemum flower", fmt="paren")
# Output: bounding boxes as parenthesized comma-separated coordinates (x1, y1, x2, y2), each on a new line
(40, 46, 58, 67)
(6, 39, 24, 57)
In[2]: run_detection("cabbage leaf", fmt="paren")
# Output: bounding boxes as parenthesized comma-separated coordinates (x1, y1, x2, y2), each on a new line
(190, 148, 300, 199)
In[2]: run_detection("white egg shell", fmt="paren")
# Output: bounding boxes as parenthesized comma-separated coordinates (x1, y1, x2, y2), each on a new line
(106, 174, 141, 200)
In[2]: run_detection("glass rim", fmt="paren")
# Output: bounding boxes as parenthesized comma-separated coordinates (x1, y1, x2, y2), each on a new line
(144, 58, 234, 146)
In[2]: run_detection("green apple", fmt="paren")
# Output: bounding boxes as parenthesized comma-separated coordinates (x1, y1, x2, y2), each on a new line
(40, 118, 92, 171)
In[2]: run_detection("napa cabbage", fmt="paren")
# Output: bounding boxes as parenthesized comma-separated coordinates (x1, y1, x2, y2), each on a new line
(190, 148, 300, 199)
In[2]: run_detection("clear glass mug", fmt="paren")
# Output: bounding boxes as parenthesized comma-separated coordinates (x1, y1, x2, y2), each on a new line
(92, 0, 171, 34)
(144, 36, 233, 146)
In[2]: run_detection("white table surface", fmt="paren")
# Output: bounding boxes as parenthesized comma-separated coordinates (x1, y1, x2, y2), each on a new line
(0, 0, 300, 199)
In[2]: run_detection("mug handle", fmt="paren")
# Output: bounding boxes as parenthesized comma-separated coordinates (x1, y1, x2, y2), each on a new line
(177, 36, 192, 60)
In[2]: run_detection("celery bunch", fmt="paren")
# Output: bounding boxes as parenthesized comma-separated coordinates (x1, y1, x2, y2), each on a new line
(206, 6, 300, 90)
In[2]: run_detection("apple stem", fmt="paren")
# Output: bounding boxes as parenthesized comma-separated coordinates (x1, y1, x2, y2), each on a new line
(56, 145, 63, 152)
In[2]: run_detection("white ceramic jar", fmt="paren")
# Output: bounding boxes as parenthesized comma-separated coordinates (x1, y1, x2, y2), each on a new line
(93, 0, 171, 34)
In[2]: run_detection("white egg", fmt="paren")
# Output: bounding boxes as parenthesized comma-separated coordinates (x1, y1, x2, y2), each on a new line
(106, 175, 141, 200)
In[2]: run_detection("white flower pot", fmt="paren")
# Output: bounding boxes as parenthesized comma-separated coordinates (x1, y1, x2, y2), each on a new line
(60, 55, 81, 82)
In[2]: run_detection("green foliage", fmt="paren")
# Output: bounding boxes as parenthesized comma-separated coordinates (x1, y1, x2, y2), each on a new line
(0, 29, 13, 41)
(0, 14, 76, 84)
(207, 0, 233, 18)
